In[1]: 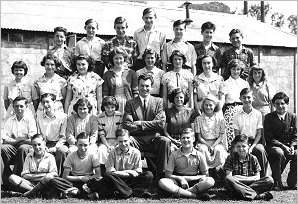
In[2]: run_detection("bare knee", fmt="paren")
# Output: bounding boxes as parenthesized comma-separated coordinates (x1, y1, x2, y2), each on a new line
(9, 174, 22, 186)
(42, 173, 54, 183)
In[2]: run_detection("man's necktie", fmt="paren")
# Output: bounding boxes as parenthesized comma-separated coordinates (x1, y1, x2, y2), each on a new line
(143, 99, 147, 117)
(176, 72, 180, 87)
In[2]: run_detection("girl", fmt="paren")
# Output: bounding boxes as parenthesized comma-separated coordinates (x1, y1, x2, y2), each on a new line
(33, 54, 67, 119)
(194, 95, 228, 181)
(136, 48, 165, 97)
(102, 47, 138, 113)
(97, 96, 122, 166)
(66, 98, 98, 154)
(164, 88, 197, 151)
(161, 50, 194, 109)
(64, 54, 103, 116)
(222, 59, 249, 149)
(194, 55, 224, 114)
(75, 19, 105, 78)
(3, 60, 36, 120)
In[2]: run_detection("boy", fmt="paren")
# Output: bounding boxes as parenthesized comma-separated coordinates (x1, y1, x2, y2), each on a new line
(232, 88, 268, 177)
(101, 16, 138, 70)
(161, 20, 197, 74)
(158, 128, 214, 200)
(133, 7, 166, 70)
(221, 29, 255, 80)
(8, 134, 72, 198)
(195, 21, 222, 75)
(36, 93, 68, 176)
(264, 92, 297, 190)
(223, 134, 274, 201)
(62, 132, 101, 198)
(1, 97, 37, 180)
(47, 26, 74, 79)
(84, 128, 154, 199)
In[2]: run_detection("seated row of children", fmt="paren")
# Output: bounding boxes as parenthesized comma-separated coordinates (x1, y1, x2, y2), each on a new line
(7, 128, 274, 201)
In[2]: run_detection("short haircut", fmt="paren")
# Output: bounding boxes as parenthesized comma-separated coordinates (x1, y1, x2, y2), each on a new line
(54, 26, 68, 36)
(11, 60, 28, 76)
(272, 92, 289, 104)
(196, 55, 217, 73)
(142, 48, 159, 63)
(40, 53, 61, 68)
(101, 96, 119, 112)
(201, 21, 216, 32)
(40, 93, 56, 101)
(227, 59, 245, 77)
(232, 134, 248, 147)
(181, 128, 195, 139)
(31, 134, 45, 142)
(240, 87, 252, 97)
(85, 19, 99, 29)
(73, 98, 93, 114)
(169, 50, 187, 65)
(247, 64, 266, 87)
(173, 20, 186, 28)
(138, 73, 154, 86)
(168, 87, 189, 105)
(114, 16, 128, 27)
(201, 95, 220, 113)
(77, 132, 89, 141)
(115, 128, 130, 138)
(108, 47, 128, 66)
(229, 28, 243, 38)
(143, 7, 157, 18)
(75, 54, 94, 72)
(13, 96, 28, 106)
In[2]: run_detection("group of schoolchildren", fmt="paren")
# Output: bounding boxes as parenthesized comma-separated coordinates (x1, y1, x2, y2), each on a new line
(1, 7, 297, 202)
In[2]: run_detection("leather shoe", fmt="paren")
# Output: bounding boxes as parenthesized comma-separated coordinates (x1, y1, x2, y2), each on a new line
(255, 192, 273, 201)
(273, 181, 284, 191)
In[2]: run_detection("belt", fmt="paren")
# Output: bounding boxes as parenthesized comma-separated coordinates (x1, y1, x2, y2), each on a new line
(225, 102, 242, 106)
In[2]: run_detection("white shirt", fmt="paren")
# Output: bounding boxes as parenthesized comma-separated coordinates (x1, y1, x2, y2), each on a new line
(224, 76, 249, 103)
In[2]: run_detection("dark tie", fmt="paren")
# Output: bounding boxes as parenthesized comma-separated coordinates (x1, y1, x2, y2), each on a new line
(281, 117, 285, 124)
(176, 72, 180, 87)
(143, 99, 147, 117)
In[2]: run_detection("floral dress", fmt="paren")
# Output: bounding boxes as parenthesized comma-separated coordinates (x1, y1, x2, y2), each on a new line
(194, 112, 228, 168)
(67, 71, 103, 116)
(3, 79, 36, 120)
(34, 73, 66, 118)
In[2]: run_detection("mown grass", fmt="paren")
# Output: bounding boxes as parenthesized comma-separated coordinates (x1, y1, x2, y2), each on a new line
(1, 163, 297, 203)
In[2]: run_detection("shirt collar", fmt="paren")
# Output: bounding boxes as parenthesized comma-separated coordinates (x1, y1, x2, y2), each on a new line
(198, 72, 222, 82)
(139, 25, 157, 33)
(116, 146, 132, 155)
(28, 151, 50, 159)
(178, 147, 197, 157)
(239, 108, 253, 115)
(43, 111, 57, 119)
(11, 114, 27, 121)
(277, 112, 287, 120)
(139, 95, 150, 103)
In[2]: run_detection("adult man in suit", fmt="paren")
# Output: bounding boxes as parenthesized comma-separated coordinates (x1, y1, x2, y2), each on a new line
(123, 73, 171, 181)
(264, 92, 297, 190)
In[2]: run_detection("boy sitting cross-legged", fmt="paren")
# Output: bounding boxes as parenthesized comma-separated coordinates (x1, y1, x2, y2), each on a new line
(62, 132, 102, 198)
(223, 134, 274, 201)
(158, 128, 215, 201)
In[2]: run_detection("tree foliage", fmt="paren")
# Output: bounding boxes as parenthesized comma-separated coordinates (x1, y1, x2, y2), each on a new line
(287, 15, 297, 34)
(181, 1, 231, 14)
(271, 12, 285, 28)
(246, 2, 271, 21)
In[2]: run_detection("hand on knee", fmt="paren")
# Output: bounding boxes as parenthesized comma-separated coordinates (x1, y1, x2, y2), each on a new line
(43, 173, 54, 183)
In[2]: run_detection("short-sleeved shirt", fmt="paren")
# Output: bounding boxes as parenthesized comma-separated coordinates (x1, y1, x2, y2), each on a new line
(75, 37, 105, 61)
(194, 112, 225, 140)
(33, 73, 66, 101)
(195, 42, 222, 74)
(3, 114, 37, 141)
(21, 151, 58, 177)
(64, 150, 100, 176)
(162, 40, 197, 68)
(136, 67, 165, 95)
(223, 152, 261, 176)
(36, 111, 67, 143)
(133, 26, 166, 59)
(162, 69, 194, 94)
(232, 108, 263, 139)
(106, 146, 142, 173)
(102, 36, 138, 69)
(194, 72, 224, 99)
(222, 46, 255, 80)
(223, 76, 249, 104)
(166, 107, 197, 138)
(165, 148, 208, 176)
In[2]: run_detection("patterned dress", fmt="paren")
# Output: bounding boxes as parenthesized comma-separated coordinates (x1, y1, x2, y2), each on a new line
(194, 112, 228, 168)
(67, 71, 103, 116)
(33, 73, 66, 118)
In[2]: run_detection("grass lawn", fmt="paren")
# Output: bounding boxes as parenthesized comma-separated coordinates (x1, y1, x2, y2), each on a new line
(1, 163, 297, 203)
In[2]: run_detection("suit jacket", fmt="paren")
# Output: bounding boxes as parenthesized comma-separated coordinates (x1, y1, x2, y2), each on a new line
(123, 96, 165, 143)
(264, 111, 297, 148)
